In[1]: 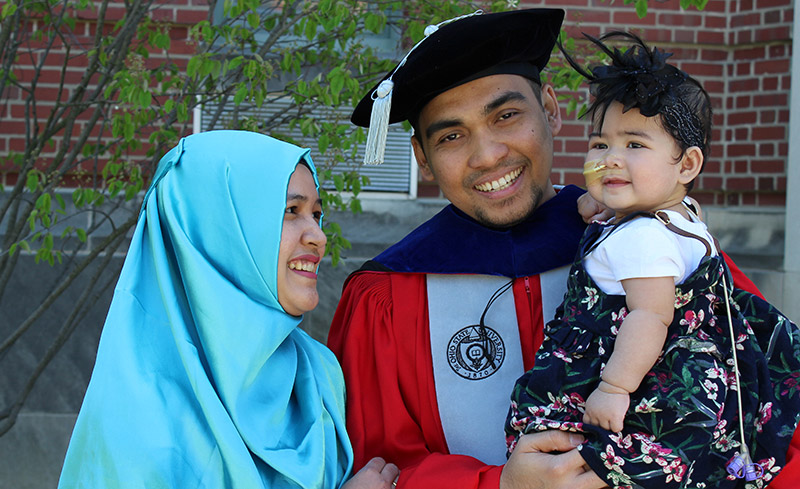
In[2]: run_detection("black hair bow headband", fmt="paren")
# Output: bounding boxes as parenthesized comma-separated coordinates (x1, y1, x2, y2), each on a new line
(575, 31, 706, 150)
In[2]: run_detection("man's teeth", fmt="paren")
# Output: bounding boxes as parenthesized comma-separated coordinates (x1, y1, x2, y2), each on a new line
(289, 261, 316, 272)
(474, 168, 522, 192)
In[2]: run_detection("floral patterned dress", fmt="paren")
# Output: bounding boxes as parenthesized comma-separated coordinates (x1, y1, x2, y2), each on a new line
(506, 221, 800, 489)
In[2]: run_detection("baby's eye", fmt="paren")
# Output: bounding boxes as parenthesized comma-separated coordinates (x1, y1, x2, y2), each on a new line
(628, 142, 644, 149)
(590, 142, 607, 150)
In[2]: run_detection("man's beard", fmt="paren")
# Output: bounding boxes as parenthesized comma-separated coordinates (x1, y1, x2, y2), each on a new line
(473, 184, 544, 230)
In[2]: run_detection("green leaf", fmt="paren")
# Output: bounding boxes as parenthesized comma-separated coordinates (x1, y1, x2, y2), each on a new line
(333, 174, 344, 192)
(304, 18, 317, 40)
(139, 89, 152, 108)
(76, 228, 87, 243)
(177, 101, 188, 122)
(329, 73, 344, 95)
(26, 171, 39, 192)
(187, 56, 201, 78)
(1, 1, 17, 19)
(155, 32, 171, 50)
(234, 85, 247, 105)
(124, 113, 135, 141)
(247, 12, 260, 29)
(327, 221, 342, 235)
(228, 56, 243, 72)
(36, 192, 52, 212)
(318, 134, 330, 154)
(635, 0, 648, 18)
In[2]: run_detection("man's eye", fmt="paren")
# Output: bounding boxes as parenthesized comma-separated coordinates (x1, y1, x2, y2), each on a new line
(439, 133, 459, 144)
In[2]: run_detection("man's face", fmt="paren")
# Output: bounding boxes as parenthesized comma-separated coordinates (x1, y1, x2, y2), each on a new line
(412, 74, 561, 228)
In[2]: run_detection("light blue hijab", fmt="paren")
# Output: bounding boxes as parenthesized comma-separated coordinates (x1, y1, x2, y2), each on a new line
(59, 130, 354, 488)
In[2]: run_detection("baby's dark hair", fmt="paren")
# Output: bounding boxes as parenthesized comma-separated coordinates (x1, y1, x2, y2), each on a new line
(562, 31, 712, 190)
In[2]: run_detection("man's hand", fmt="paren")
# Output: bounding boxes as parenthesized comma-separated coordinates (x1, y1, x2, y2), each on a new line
(500, 431, 608, 489)
(576, 192, 613, 223)
(582, 382, 630, 433)
(341, 457, 399, 489)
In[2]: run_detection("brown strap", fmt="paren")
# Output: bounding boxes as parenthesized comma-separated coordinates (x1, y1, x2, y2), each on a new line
(653, 210, 715, 257)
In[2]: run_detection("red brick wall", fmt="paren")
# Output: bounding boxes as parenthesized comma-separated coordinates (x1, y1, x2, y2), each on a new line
(521, 0, 793, 207)
(0, 0, 202, 188)
(3, 1, 793, 208)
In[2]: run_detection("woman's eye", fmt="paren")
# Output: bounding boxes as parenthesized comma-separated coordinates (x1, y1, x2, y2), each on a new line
(285, 206, 297, 215)
(313, 211, 322, 221)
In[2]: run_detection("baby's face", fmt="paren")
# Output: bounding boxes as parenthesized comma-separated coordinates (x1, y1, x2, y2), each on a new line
(584, 102, 688, 219)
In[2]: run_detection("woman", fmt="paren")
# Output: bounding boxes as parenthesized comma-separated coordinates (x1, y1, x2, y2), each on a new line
(58, 130, 398, 488)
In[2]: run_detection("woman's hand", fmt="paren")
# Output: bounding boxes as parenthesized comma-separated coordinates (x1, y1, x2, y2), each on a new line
(341, 457, 399, 489)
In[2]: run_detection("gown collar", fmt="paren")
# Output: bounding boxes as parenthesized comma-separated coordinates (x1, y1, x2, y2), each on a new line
(374, 185, 587, 277)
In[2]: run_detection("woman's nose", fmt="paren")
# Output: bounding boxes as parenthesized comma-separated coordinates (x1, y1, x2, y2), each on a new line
(304, 220, 327, 251)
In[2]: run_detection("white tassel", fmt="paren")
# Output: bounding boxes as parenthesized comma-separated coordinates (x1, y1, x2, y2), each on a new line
(363, 79, 394, 165)
(360, 10, 483, 165)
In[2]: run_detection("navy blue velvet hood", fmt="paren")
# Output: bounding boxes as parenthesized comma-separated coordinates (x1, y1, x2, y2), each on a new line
(372, 185, 587, 278)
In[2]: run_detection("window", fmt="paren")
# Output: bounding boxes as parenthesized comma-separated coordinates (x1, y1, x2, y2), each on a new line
(197, 98, 415, 195)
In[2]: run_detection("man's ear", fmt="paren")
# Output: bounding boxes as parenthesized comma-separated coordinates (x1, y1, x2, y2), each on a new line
(412, 136, 435, 181)
(679, 146, 704, 184)
(541, 84, 562, 136)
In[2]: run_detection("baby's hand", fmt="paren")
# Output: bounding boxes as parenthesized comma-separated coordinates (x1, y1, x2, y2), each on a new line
(577, 192, 613, 223)
(582, 381, 630, 433)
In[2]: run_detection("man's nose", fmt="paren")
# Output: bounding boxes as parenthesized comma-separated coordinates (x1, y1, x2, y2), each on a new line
(468, 132, 510, 169)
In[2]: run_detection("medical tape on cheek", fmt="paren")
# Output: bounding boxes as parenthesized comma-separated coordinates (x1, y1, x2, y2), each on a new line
(582, 158, 609, 186)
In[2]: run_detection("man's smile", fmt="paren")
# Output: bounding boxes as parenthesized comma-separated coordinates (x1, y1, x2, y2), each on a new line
(474, 167, 523, 193)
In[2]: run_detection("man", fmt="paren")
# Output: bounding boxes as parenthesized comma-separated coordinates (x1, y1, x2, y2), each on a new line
(328, 8, 800, 489)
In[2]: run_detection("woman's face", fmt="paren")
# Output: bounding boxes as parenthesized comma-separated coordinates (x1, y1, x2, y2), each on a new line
(276, 164, 327, 316)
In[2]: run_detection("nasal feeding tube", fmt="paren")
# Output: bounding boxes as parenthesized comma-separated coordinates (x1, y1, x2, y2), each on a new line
(582, 157, 612, 185)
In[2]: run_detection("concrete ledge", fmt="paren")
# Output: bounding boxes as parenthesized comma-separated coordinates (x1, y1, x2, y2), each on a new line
(0, 413, 76, 489)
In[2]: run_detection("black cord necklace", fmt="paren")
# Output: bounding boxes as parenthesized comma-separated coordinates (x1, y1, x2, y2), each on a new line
(474, 279, 513, 369)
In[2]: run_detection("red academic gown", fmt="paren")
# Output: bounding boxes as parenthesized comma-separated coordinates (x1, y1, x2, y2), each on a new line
(328, 188, 800, 489)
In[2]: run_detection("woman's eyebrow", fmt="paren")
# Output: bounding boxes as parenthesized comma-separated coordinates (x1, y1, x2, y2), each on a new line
(286, 193, 308, 202)
(286, 193, 322, 206)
